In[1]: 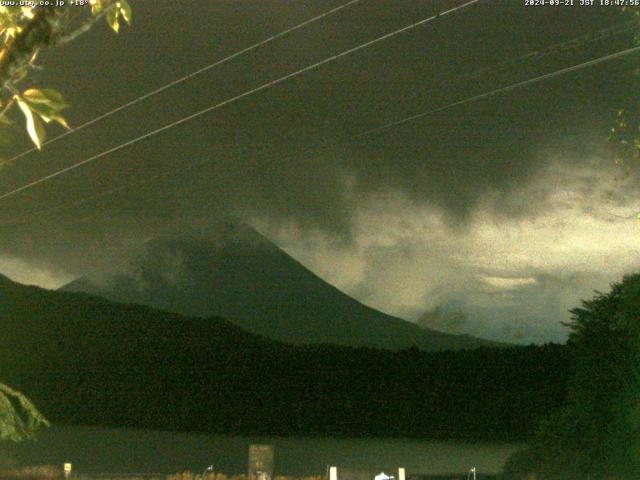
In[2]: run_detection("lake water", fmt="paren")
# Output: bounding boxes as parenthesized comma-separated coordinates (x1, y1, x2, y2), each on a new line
(7, 425, 523, 477)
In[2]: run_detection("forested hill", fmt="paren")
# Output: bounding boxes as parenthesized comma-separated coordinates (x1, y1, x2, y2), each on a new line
(1, 274, 571, 440)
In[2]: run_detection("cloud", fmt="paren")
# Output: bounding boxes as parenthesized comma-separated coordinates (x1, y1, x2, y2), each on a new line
(481, 276, 538, 290)
(260, 160, 640, 343)
(0, 256, 71, 289)
(417, 306, 469, 335)
(0, 1, 637, 344)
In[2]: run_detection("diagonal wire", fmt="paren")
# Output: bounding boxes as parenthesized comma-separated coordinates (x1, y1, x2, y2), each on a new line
(0, 0, 484, 202)
(357, 44, 640, 137)
(372, 19, 637, 113)
(4, 27, 640, 227)
(3, 0, 363, 166)
(0, 158, 226, 228)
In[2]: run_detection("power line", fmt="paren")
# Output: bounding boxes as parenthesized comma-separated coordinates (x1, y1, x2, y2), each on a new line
(0, 0, 483, 202)
(0, 176, 155, 228)
(375, 19, 636, 112)
(10, 25, 624, 224)
(0, 158, 232, 228)
(3, 0, 363, 166)
(4, 29, 639, 226)
(357, 44, 640, 138)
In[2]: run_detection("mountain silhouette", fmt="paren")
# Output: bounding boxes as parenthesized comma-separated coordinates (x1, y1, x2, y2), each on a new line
(0, 273, 569, 439)
(62, 219, 497, 351)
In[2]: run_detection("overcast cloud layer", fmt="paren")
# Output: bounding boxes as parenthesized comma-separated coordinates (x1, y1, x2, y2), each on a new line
(0, 0, 639, 343)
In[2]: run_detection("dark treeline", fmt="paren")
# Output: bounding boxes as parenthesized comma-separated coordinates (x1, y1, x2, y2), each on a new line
(0, 275, 571, 440)
(504, 273, 640, 479)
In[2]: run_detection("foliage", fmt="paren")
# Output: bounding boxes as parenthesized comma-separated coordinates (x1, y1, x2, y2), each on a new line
(505, 274, 640, 479)
(0, 464, 59, 479)
(0, 274, 572, 441)
(0, 382, 49, 442)
(0, 471, 321, 480)
(0, 1, 131, 442)
(609, 7, 640, 186)
(609, 105, 640, 185)
(0, 1, 131, 150)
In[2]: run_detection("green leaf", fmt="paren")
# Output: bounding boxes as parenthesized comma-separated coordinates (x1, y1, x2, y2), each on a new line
(91, 0, 104, 16)
(117, 0, 131, 24)
(22, 89, 70, 131)
(16, 98, 45, 149)
(22, 101, 65, 129)
(50, 114, 70, 130)
(107, 7, 120, 33)
(23, 88, 68, 111)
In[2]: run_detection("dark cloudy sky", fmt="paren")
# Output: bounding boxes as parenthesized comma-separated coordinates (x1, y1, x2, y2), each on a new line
(0, 0, 639, 343)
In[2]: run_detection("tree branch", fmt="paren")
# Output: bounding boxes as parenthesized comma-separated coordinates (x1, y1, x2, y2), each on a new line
(0, 6, 63, 90)
(57, 5, 113, 46)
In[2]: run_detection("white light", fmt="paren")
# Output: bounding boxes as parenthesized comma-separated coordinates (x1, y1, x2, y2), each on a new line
(330, 466, 338, 480)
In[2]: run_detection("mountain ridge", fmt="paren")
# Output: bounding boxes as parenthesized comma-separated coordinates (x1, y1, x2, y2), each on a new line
(62, 220, 501, 351)
(0, 273, 569, 439)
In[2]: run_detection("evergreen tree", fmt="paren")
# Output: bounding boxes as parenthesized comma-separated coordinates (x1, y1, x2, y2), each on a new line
(505, 274, 640, 479)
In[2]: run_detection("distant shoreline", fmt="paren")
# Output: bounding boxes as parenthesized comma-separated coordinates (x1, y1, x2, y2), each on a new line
(8, 425, 524, 476)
